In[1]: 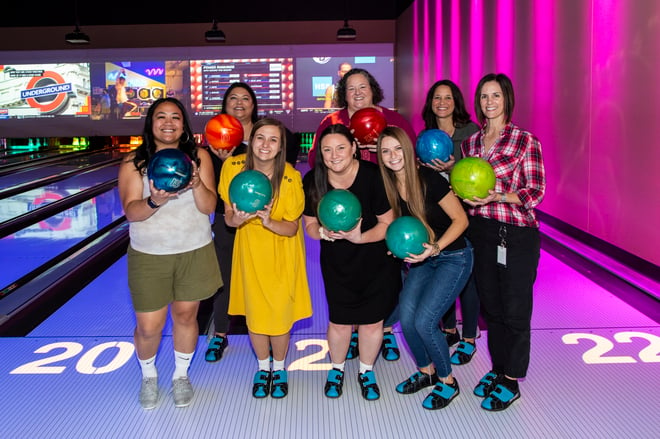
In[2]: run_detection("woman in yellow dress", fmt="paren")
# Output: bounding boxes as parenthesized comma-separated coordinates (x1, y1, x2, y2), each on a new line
(218, 117, 312, 399)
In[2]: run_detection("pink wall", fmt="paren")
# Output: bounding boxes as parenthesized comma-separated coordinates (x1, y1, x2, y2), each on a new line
(396, 0, 660, 266)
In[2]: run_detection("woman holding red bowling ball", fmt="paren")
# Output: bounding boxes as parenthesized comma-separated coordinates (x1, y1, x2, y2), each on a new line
(218, 118, 312, 399)
(307, 68, 416, 167)
(203, 82, 256, 363)
(118, 97, 222, 410)
(302, 124, 401, 401)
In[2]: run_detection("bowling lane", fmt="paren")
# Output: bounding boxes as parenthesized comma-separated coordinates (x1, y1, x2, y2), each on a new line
(0, 156, 124, 291)
(0, 149, 122, 190)
(0, 186, 124, 288)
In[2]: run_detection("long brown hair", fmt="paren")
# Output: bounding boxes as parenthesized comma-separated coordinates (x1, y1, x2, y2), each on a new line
(377, 126, 436, 242)
(244, 118, 287, 200)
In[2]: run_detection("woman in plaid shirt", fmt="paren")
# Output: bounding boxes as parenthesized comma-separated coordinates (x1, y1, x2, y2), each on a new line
(460, 73, 546, 411)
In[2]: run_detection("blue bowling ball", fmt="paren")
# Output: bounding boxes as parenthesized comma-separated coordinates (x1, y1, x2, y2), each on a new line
(386, 216, 429, 258)
(147, 148, 193, 193)
(317, 189, 362, 232)
(228, 169, 273, 214)
(415, 129, 453, 165)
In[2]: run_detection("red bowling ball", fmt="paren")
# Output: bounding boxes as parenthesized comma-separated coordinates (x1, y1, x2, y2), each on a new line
(349, 107, 387, 145)
(205, 114, 244, 150)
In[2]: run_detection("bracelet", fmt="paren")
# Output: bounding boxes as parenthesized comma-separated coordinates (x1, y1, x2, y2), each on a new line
(500, 193, 507, 203)
(319, 226, 335, 242)
(430, 242, 441, 257)
(146, 196, 160, 209)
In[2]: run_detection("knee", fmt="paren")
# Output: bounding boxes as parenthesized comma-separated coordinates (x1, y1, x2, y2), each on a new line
(135, 322, 164, 339)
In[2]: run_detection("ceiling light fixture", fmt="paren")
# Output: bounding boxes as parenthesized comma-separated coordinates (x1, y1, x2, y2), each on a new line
(205, 20, 226, 43)
(65, 0, 89, 44)
(65, 25, 90, 44)
(336, 19, 356, 41)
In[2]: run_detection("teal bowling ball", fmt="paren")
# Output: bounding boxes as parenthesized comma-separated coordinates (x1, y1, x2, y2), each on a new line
(386, 216, 429, 259)
(449, 157, 496, 200)
(147, 148, 193, 193)
(416, 129, 453, 164)
(317, 189, 362, 232)
(228, 169, 273, 213)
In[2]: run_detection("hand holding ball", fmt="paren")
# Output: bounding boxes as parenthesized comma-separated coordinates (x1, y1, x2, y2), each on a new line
(349, 108, 387, 145)
(147, 148, 193, 193)
(386, 216, 429, 259)
(317, 189, 362, 232)
(416, 129, 453, 164)
(205, 114, 244, 150)
(228, 170, 273, 214)
(449, 157, 496, 200)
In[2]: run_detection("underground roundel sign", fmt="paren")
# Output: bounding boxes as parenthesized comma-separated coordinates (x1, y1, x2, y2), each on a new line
(20, 71, 75, 115)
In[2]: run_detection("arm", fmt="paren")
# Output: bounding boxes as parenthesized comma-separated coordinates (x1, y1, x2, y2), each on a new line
(118, 154, 176, 222)
(190, 148, 218, 215)
(303, 214, 322, 240)
(328, 208, 394, 244)
(405, 193, 469, 264)
(323, 85, 334, 109)
(516, 135, 546, 209)
(257, 200, 299, 237)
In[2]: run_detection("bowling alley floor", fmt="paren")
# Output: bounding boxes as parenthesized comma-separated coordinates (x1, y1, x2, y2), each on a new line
(1, 228, 658, 439)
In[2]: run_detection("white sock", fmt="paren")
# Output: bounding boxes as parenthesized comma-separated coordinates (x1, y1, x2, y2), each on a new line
(332, 362, 345, 372)
(272, 359, 285, 371)
(173, 350, 194, 379)
(138, 355, 157, 378)
(258, 358, 271, 371)
(359, 361, 373, 374)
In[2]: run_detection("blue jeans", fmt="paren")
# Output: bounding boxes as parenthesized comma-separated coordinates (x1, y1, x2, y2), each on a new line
(441, 273, 480, 338)
(399, 242, 473, 378)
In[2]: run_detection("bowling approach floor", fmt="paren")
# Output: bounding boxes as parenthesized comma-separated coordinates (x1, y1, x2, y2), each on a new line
(1, 169, 659, 439)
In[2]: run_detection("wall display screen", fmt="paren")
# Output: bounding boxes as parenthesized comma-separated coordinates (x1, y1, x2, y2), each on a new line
(293, 55, 395, 129)
(0, 44, 394, 135)
(190, 58, 294, 117)
(0, 63, 91, 119)
(89, 61, 168, 121)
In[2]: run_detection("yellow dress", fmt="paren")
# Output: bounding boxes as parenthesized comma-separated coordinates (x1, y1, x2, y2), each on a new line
(218, 154, 312, 335)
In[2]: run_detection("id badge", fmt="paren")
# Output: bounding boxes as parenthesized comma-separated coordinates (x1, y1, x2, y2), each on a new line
(497, 244, 507, 266)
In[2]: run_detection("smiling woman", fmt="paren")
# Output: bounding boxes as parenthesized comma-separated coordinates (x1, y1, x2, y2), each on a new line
(302, 123, 402, 401)
(307, 68, 417, 167)
(218, 117, 312, 399)
(117, 97, 222, 410)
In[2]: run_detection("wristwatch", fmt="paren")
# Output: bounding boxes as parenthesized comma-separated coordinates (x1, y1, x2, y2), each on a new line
(500, 193, 507, 203)
(146, 197, 160, 209)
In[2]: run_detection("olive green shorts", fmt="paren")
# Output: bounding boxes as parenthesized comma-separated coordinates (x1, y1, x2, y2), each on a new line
(127, 242, 223, 312)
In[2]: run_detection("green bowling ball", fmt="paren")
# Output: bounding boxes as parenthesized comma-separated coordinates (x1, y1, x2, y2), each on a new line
(229, 169, 273, 213)
(450, 157, 496, 200)
(386, 216, 429, 259)
(317, 189, 362, 232)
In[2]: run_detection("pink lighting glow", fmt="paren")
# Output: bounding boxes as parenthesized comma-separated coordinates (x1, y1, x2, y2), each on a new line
(450, 0, 461, 82)
(400, 0, 660, 267)
(468, 0, 484, 115)
(496, 0, 514, 74)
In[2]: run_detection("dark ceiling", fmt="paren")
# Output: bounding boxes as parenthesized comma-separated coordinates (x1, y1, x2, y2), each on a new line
(0, 1, 414, 28)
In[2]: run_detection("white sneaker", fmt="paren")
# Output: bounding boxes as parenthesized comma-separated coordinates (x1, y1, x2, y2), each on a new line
(172, 377, 194, 408)
(139, 377, 158, 409)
